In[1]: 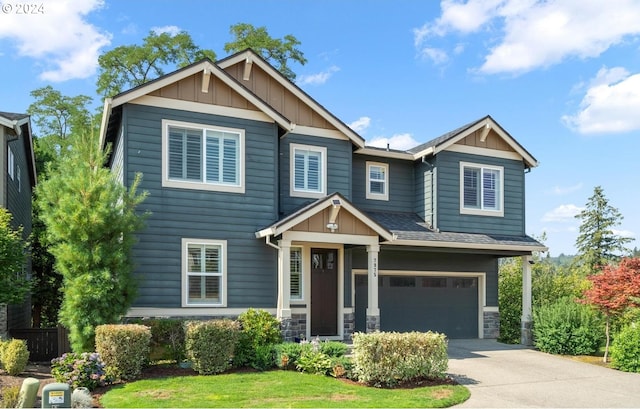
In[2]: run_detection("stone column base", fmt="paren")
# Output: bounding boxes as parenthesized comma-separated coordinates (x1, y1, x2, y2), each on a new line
(366, 315, 380, 333)
(521, 320, 533, 346)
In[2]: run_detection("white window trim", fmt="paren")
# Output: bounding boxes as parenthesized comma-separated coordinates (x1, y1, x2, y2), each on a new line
(162, 119, 245, 193)
(289, 143, 327, 198)
(459, 161, 504, 217)
(16, 165, 20, 192)
(366, 161, 389, 201)
(290, 246, 304, 302)
(181, 238, 227, 307)
(7, 147, 14, 180)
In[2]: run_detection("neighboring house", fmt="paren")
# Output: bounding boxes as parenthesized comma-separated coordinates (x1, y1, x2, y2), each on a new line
(0, 112, 36, 339)
(99, 49, 544, 343)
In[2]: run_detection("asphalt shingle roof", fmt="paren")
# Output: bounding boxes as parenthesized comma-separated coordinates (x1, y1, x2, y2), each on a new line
(0, 111, 29, 122)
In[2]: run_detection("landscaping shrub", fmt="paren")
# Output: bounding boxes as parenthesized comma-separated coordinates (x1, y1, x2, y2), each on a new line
(351, 331, 448, 387)
(51, 352, 109, 390)
(610, 323, 640, 372)
(296, 348, 333, 375)
(95, 324, 151, 381)
(136, 318, 186, 363)
(234, 308, 282, 368)
(0, 385, 20, 408)
(185, 319, 240, 375)
(533, 297, 603, 355)
(274, 342, 310, 370)
(320, 340, 348, 357)
(0, 339, 29, 375)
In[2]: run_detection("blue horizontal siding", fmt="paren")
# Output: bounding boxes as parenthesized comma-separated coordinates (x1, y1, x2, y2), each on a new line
(351, 155, 415, 213)
(122, 104, 278, 308)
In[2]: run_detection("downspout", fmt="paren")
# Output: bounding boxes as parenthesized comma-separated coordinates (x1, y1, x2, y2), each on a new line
(265, 235, 280, 251)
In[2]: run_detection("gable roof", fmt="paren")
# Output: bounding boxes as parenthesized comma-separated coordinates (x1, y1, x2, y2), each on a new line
(0, 111, 37, 187)
(256, 192, 394, 242)
(408, 115, 538, 168)
(99, 57, 296, 150)
(217, 49, 366, 148)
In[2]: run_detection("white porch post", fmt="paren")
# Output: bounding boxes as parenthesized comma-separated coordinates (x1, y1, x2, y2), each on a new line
(521, 255, 533, 345)
(366, 244, 380, 332)
(277, 240, 292, 319)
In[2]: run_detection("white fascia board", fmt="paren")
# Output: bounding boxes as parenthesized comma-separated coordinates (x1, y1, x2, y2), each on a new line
(355, 147, 414, 160)
(98, 98, 112, 149)
(387, 239, 548, 253)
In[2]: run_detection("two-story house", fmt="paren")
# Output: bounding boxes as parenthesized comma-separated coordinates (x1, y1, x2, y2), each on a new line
(0, 112, 36, 339)
(99, 49, 544, 343)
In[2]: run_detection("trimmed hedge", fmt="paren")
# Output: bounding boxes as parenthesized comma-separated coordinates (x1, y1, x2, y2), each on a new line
(352, 331, 448, 387)
(611, 323, 640, 372)
(185, 319, 240, 375)
(234, 308, 282, 369)
(95, 324, 151, 380)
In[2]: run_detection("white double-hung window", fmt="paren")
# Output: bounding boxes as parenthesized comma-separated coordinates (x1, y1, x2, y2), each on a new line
(290, 143, 326, 198)
(163, 119, 244, 193)
(182, 239, 226, 307)
(366, 161, 389, 201)
(290, 247, 303, 301)
(460, 161, 504, 217)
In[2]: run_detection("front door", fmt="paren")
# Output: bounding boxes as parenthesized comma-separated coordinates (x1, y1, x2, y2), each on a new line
(310, 248, 338, 336)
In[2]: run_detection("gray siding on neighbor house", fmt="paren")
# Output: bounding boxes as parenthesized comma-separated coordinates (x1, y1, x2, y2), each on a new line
(435, 150, 525, 236)
(6, 137, 33, 329)
(279, 134, 352, 216)
(351, 155, 415, 213)
(350, 247, 499, 306)
(122, 104, 279, 308)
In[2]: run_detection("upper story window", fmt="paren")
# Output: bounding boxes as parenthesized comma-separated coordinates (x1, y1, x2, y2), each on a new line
(290, 143, 326, 198)
(182, 238, 226, 307)
(366, 161, 388, 201)
(7, 147, 14, 180)
(460, 161, 504, 217)
(162, 119, 245, 193)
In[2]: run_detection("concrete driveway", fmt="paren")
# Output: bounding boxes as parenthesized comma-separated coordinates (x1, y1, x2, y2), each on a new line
(447, 339, 640, 408)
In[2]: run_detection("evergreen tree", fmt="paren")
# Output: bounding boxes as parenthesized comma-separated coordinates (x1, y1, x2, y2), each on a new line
(573, 186, 631, 275)
(37, 131, 147, 351)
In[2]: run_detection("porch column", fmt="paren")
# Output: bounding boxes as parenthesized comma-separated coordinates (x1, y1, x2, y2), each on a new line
(521, 255, 533, 345)
(366, 244, 380, 332)
(277, 240, 292, 320)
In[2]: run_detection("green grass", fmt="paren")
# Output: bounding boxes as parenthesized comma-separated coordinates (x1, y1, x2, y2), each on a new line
(100, 370, 470, 408)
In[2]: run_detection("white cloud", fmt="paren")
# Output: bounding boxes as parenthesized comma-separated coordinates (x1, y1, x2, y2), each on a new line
(549, 183, 583, 195)
(542, 204, 583, 223)
(349, 117, 371, 133)
(367, 133, 419, 151)
(297, 66, 340, 86)
(419, 47, 449, 65)
(0, 0, 111, 81)
(562, 67, 640, 134)
(415, 0, 640, 75)
(613, 229, 635, 238)
(152, 25, 181, 36)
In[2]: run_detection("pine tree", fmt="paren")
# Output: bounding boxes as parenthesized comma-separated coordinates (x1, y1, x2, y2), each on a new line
(37, 131, 147, 351)
(0, 208, 29, 305)
(573, 186, 631, 275)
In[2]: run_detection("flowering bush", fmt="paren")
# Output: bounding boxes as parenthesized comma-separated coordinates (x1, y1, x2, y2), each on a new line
(51, 352, 109, 390)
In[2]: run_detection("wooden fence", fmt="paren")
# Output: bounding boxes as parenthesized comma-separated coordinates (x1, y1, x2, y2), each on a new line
(9, 327, 71, 362)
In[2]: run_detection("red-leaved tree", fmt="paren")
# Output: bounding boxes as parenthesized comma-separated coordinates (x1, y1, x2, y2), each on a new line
(582, 258, 640, 362)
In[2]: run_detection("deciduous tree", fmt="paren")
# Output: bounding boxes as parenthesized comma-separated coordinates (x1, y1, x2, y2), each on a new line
(581, 257, 640, 362)
(37, 131, 148, 351)
(0, 208, 29, 305)
(224, 23, 307, 81)
(97, 31, 216, 97)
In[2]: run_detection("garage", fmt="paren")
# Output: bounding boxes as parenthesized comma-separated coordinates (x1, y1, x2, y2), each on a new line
(355, 274, 479, 338)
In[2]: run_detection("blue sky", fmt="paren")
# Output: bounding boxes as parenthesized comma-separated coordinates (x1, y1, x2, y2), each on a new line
(1, 0, 640, 256)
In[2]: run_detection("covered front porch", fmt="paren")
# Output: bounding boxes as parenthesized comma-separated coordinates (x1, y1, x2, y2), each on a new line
(256, 193, 393, 341)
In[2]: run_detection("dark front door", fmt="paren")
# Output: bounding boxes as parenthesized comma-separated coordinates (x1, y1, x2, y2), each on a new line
(311, 248, 338, 336)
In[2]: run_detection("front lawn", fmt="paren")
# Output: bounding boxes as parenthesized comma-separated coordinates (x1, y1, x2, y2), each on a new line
(99, 370, 470, 408)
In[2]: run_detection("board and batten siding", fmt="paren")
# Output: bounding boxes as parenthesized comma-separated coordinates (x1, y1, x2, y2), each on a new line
(279, 133, 352, 216)
(350, 248, 499, 307)
(351, 155, 415, 213)
(121, 103, 279, 308)
(435, 150, 525, 236)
